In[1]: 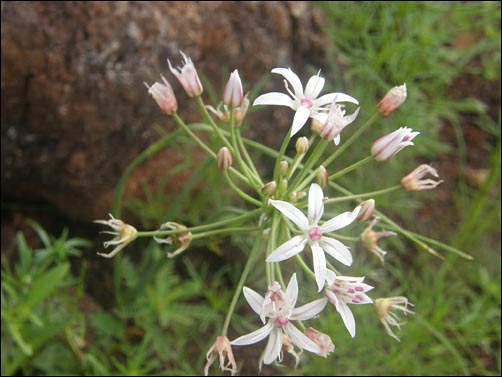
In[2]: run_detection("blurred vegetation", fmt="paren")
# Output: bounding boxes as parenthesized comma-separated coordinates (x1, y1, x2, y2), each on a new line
(1, 1, 500, 376)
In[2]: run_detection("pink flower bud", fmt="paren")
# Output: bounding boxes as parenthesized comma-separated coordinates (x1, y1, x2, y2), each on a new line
(377, 84, 407, 116)
(222, 70, 243, 107)
(371, 127, 419, 161)
(168, 51, 203, 97)
(357, 199, 375, 221)
(144, 75, 178, 115)
(217, 147, 233, 170)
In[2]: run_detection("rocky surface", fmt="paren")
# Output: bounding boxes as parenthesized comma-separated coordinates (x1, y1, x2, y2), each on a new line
(1, 1, 328, 221)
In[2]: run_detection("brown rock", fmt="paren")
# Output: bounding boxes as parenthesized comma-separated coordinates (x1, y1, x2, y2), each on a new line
(1, 1, 329, 221)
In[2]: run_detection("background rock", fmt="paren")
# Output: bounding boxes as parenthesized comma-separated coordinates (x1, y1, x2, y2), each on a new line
(1, 1, 329, 221)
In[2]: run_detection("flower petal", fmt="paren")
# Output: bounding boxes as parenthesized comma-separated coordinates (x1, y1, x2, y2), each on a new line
(266, 236, 307, 262)
(304, 73, 325, 100)
(311, 242, 327, 291)
(308, 183, 325, 226)
(253, 92, 296, 109)
(316, 92, 359, 107)
(325, 269, 337, 286)
(262, 328, 283, 365)
(284, 323, 320, 354)
(243, 287, 265, 318)
(272, 68, 304, 99)
(337, 301, 356, 338)
(291, 105, 311, 136)
(285, 273, 299, 309)
(231, 322, 275, 346)
(269, 200, 308, 230)
(291, 298, 328, 321)
(321, 206, 361, 233)
(319, 236, 353, 266)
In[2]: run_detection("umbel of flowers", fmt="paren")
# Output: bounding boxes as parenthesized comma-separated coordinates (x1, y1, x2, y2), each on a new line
(93, 51, 457, 375)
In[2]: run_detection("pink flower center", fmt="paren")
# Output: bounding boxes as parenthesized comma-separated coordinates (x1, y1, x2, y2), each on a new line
(274, 317, 289, 328)
(309, 226, 322, 241)
(300, 97, 314, 108)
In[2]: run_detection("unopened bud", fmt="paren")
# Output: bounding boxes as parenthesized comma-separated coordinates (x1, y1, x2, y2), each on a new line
(316, 166, 329, 188)
(304, 327, 335, 357)
(295, 137, 310, 154)
(279, 161, 289, 175)
(357, 199, 375, 221)
(377, 83, 407, 116)
(222, 70, 243, 108)
(278, 178, 288, 193)
(261, 181, 277, 196)
(217, 147, 233, 170)
(145, 75, 178, 115)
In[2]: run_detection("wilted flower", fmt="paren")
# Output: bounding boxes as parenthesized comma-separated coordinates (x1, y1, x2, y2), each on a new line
(318, 99, 360, 145)
(231, 274, 327, 366)
(144, 75, 178, 115)
(371, 127, 420, 161)
(325, 270, 374, 337)
(401, 164, 444, 191)
(253, 67, 359, 137)
(377, 83, 407, 116)
(267, 183, 361, 291)
(304, 327, 335, 357)
(375, 296, 415, 341)
(168, 50, 203, 97)
(360, 217, 396, 263)
(153, 222, 192, 258)
(94, 214, 137, 258)
(204, 336, 237, 376)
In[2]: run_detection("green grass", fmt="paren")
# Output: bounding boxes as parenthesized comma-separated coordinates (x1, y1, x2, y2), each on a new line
(2, 1, 500, 376)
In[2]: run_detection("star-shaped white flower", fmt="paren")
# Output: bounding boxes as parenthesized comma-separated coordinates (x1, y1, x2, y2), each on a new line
(253, 68, 359, 137)
(267, 183, 361, 291)
(231, 274, 327, 366)
(325, 270, 374, 338)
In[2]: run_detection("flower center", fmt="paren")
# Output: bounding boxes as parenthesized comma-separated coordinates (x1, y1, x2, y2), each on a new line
(300, 97, 314, 108)
(274, 317, 289, 328)
(309, 226, 322, 241)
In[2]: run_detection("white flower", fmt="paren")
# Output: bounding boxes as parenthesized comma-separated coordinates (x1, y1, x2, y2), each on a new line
(267, 183, 361, 291)
(94, 214, 137, 258)
(325, 270, 374, 338)
(253, 68, 359, 137)
(231, 274, 327, 366)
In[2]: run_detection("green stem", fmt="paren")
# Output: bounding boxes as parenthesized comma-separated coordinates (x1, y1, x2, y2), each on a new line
(192, 226, 259, 239)
(328, 155, 374, 181)
(324, 185, 402, 204)
(273, 129, 292, 184)
(221, 239, 263, 336)
(224, 170, 263, 207)
(195, 96, 232, 149)
(136, 208, 262, 238)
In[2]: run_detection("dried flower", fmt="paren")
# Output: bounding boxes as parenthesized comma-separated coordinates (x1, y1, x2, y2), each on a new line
(153, 222, 192, 258)
(204, 336, 237, 376)
(375, 296, 415, 341)
(401, 164, 444, 191)
(94, 214, 137, 258)
(360, 217, 396, 263)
